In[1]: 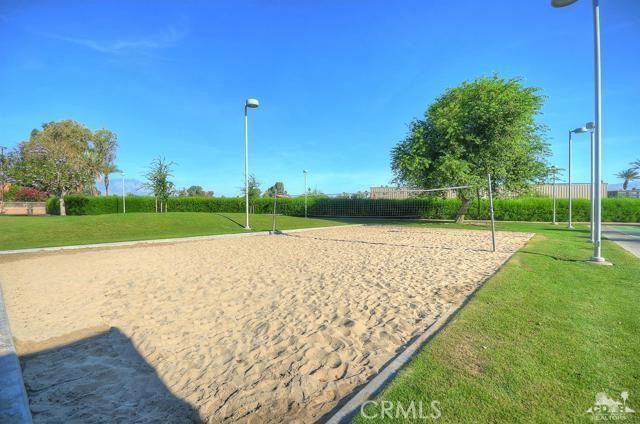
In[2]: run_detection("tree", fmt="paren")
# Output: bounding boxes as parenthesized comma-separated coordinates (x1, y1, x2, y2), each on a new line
(615, 168, 639, 190)
(12, 120, 95, 215)
(391, 75, 549, 222)
(178, 185, 214, 197)
(264, 181, 287, 197)
(241, 174, 261, 208)
(144, 156, 175, 211)
(92, 129, 119, 196)
(631, 160, 640, 170)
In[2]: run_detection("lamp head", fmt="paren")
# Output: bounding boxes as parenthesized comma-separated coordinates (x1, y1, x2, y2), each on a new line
(303, 169, 308, 174)
(245, 98, 260, 109)
(551, 0, 579, 7)
(585, 122, 595, 130)
(572, 127, 589, 134)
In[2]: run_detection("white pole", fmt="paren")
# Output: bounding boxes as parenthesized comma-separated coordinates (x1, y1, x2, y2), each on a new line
(244, 106, 250, 230)
(590, 131, 595, 242)
(568, 130, 573, 229)
(591, 0, 605, 262)
(121, 172, 126, 214)
(304, 170, 308, 218)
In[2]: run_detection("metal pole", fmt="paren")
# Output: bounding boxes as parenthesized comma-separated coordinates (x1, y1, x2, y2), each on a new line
(244, 106, 250, 229)
(568, 130, 573, 229)
(590, 131, 595, 242)
(304, 170, 308, 218)
(0, 146, 6, 205)
(121, 172, 126, 214)
(552, 173, 557, 225)
(591, 0, 605, 262)
(487, 174, 496, 253)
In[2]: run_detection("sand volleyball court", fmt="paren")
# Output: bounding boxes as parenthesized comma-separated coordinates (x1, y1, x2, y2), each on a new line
(0, 225, 531, 422)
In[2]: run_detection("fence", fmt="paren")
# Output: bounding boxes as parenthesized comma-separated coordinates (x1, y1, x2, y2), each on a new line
(533, 183, 608, 199)
(0, 202, 47, 216)
(608, 190, 640, 199)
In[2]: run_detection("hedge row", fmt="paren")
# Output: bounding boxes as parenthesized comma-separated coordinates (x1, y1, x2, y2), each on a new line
(45, 195, 640, 222)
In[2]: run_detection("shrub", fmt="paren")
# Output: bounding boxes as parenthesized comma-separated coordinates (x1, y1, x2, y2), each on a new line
(51, 195, 640, 223)
(15, 187, 48, 201)
(46, 197, 60, 215)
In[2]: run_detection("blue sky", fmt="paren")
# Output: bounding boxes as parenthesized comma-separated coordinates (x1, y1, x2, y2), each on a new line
(1, 1, 639, 195)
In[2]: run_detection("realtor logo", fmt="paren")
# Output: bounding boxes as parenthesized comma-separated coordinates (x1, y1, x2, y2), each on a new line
(586, 391, 634, 421)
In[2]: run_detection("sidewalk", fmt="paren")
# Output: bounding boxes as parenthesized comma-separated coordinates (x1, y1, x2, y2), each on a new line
(603, 225, 640, 258)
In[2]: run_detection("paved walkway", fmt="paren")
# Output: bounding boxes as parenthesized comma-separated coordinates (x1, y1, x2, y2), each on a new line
(603, 225, 640, 258)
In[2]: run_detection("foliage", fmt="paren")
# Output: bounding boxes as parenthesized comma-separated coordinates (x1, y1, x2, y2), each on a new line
(264, 181, 287, 197)
(177, 185, 213, 197)
(43, 195, 640, 223)
(615, 168, 639, 190)
(144, 156, 175, 207)
(92, 129, 119, 195)
(14, 187, 48, 201)
(10, 120, 95, 214)
(4, 184, 21, 201)
(240, 174, 261, 205)
(391, 75, 549, 199)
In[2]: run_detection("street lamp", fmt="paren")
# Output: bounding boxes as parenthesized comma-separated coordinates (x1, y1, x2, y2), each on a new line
(552, 0, 606, 262)
(303, 169, 308, 218)
(568, 126, 589, 229)
(121, 171, 126, 214)
(244, 98, 259, 230)
(585, 121, 595, 242)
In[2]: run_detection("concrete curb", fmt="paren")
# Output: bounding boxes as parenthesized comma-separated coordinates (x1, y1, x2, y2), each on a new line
(0, 284, 32, 423)
(0, 224, 362, 256)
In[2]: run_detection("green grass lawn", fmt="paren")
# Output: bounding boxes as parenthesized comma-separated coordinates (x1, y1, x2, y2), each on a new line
(354, 222, 640, 422)
(0, 212, 349, 250)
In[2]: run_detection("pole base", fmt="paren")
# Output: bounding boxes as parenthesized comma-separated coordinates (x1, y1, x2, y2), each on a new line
(244, 226, 251, 230)
(568, 225, 575, 229)
(588, 256, 612, 266)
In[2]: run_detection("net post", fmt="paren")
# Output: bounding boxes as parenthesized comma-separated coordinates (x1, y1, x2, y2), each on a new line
(487, 174, 496, 252)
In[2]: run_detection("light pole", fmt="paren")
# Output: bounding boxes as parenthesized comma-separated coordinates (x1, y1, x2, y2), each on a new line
(0, 146, 6, 206)
(303, 169, 308, 218)
(121, 171, 126, 214)
(550, 165, 560, 225)
(585, 121, 595, 242)
(244, 98, 259, 230)
(568, 126, 589, 229)
(552, 0, 606, 262)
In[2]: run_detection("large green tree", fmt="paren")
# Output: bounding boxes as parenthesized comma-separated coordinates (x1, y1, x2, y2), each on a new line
(391, 75, 549, 222)
(13, 120, 96, 215)
(264, 181, 287, 197)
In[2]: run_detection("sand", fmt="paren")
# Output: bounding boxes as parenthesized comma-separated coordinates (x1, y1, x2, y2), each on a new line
(0, 225, 532, 422)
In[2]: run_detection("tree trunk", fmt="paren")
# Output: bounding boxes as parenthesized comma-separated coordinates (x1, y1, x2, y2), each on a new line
(59, 196, 66, 216)
(623, 180, 629, 190)
(104, 175, 110, 196)
(455, 196, 472, 224)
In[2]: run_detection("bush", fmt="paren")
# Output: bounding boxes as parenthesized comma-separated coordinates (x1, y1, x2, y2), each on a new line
(46, 197, 60, 215)
(50, 195, 640, 222)
(14, 187, 48, 201)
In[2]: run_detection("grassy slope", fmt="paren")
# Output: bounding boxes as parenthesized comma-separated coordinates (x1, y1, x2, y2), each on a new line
(0, 213, 348, 250)
(355, 222, 640, 422)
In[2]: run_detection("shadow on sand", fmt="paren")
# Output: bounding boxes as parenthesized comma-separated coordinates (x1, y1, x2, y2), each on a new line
(19, 327, 199, 423)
